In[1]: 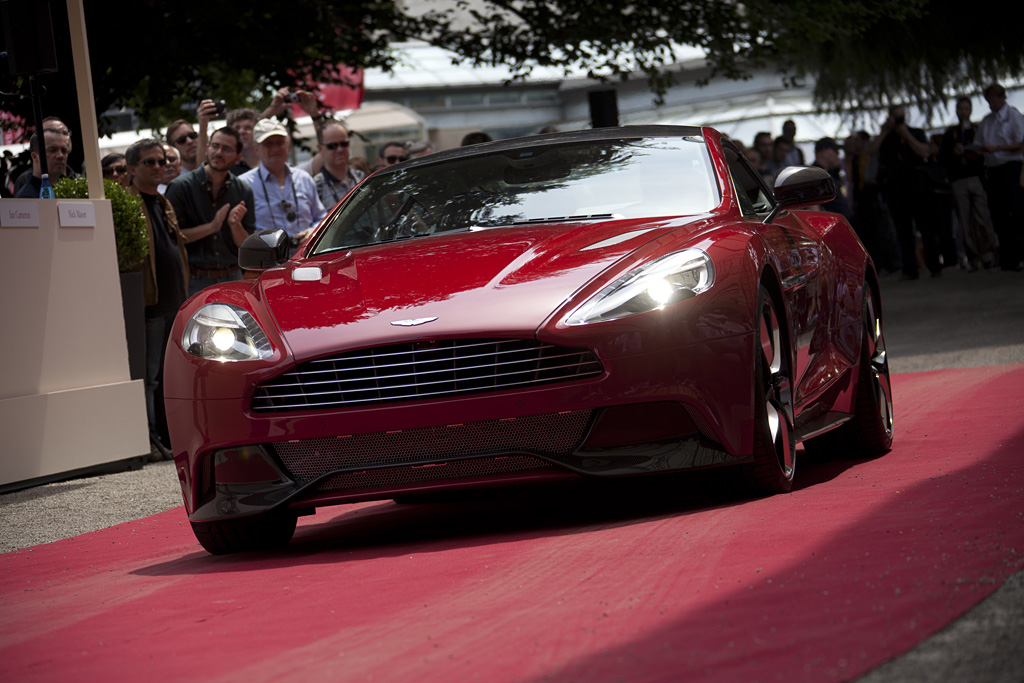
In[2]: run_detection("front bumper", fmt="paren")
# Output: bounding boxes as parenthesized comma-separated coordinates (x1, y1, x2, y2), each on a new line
(167, 333, 756, 521)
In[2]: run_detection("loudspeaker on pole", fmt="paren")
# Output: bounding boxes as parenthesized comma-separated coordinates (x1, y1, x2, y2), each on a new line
(1, 0, 59, 76)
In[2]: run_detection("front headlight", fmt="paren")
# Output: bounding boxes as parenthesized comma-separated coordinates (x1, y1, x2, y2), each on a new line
(565, 249, 714, 325)
(182, 303, 273, 361)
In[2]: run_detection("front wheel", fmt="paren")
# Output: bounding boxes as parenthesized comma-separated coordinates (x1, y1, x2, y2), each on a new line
(190, 510, 298, 555)
(741, 285, 796, 494)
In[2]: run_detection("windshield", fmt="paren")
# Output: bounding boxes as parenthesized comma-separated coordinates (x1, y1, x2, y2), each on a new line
(311, 136, 719, 254)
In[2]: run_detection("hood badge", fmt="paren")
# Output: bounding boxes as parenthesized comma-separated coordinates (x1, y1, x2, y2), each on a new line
(390, 316, 439, 327)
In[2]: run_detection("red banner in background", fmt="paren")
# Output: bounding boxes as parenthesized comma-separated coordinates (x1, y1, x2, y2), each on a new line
(290, 65, 364, 119)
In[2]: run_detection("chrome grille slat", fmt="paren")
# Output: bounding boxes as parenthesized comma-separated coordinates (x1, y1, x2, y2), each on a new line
(285, 348, 592, 380)
(253, 338, 603, 412)
(262, 358, 599, 394)
(252, 375, 591, 410)
(272, 352, 598, 385)
(304, 342, 566, 369)
(306, 338, 529, 363)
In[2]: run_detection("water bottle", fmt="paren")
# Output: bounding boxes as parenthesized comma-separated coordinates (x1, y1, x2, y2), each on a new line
(39, 173, 56, 199)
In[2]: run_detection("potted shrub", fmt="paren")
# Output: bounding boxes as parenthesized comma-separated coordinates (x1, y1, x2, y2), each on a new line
(55, 177, 149, 379)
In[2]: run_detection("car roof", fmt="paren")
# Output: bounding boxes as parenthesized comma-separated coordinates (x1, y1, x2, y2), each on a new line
(393, 125, 708, 171)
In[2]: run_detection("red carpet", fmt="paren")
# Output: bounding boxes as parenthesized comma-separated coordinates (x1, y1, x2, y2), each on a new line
(2, 364, 1022, 682)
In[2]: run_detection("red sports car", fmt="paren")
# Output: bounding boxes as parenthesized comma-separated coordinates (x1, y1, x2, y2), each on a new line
(165, 125, 893, 554)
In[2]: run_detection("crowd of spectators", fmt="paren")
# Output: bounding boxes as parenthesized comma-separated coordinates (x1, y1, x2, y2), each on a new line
(738, 84, 1024, 279)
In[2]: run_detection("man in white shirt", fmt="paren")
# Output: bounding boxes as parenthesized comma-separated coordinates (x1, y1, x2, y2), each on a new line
(975, 83, 1024, 270)
(239, 118, 326, 244)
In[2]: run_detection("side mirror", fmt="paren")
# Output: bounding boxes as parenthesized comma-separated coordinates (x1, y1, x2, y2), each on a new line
(773, 166, 836, 210)
(239, 229, 291, 271)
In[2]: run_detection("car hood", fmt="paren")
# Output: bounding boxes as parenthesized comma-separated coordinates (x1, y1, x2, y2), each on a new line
(259, 217, 703, 360)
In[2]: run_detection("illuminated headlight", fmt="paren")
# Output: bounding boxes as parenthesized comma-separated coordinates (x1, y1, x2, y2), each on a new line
(182, 303, 273, 361)
(565, 249, 714, 325)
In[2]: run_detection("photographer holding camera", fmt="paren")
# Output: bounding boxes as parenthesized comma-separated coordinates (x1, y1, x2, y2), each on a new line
(261, 87, 322, 126)
(868, 105, 936, 280)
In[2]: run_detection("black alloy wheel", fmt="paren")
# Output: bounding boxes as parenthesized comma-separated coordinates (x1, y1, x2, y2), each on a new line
(743, 285, 796, 494)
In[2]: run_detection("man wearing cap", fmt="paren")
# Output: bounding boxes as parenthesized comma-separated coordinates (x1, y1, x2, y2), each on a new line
(165, 126, 256, 295)
(239, 118, 325, 244)
(812, 137, 852, 221)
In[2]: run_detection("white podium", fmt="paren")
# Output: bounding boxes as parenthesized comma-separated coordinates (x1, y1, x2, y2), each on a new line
(0, 198, 149, 488)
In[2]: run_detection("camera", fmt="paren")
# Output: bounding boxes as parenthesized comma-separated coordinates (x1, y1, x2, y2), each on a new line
(286, 93, 300, 103)
(214, 100, 227, 118)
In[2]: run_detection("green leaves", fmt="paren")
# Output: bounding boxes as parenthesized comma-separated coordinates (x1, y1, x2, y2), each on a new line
(55, 177, 149, 273)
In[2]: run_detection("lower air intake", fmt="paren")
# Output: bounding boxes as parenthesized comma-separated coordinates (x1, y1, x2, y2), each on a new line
(272, 409, 593, 483)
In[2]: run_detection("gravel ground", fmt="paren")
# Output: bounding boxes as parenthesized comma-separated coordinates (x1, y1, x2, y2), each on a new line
(1, 266, 1022, 681)
(0, 461, 180, 553)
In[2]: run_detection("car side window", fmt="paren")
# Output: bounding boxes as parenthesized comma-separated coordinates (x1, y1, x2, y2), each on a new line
(723, 144, 774, 218)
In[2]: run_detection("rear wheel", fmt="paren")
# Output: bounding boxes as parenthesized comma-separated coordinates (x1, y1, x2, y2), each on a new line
(190, 510, 298, 555)
(805, 284, 894, 456)
(742, 285, 796, 494)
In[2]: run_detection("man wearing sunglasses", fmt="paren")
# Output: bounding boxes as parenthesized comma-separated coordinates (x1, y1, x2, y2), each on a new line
(375, 140, 409, 170)
(165, 126, 256, 295)
(239, 118, 325, 244)
(101, 153, 130, 188)
(313, 120, 364, 208)
(126, 138, 189, 461)
(166, 119, 202, 174)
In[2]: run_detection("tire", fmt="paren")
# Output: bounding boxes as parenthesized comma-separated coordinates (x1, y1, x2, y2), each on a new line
(190, 510, 298, 555)
(805, 284, 894, 457)
(741, 285, 796, 494)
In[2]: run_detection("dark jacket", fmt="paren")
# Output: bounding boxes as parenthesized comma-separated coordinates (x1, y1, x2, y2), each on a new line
(129, 185, 189, 308)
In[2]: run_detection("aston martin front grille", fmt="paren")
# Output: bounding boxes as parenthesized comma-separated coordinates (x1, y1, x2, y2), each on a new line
(252, 338, 603, 412)
(272, 409, 593, 482)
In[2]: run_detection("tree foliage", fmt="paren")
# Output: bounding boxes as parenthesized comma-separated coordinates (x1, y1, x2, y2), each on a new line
(3, 0, 1023, 141)
(418, 0, 1024, 115)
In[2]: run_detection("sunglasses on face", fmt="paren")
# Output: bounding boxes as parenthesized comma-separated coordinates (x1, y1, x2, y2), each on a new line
(173, 131, 199, 145)
(324, 140, 350, 150)
(140, 157, 168, 167)
(385, 155, 407, 164)
(103, 165, 129, 176)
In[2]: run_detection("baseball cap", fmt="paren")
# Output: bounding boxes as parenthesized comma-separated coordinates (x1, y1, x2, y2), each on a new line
(253, 118, 288, 144)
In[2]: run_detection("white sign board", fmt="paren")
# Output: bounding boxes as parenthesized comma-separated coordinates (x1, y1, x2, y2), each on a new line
(58, 201, 96, 228)
(0, 201, 40, 228)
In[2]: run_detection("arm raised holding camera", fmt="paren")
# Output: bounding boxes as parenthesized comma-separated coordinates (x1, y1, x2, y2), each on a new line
(195, 99, 219, 167)
(261, 88, 320, 121)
